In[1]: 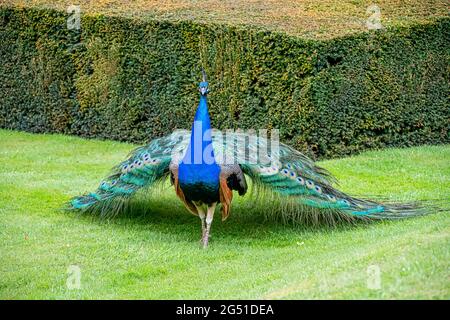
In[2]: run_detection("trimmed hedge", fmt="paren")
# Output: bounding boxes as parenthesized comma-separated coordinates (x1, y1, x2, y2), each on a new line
(0, 7, 449, 158)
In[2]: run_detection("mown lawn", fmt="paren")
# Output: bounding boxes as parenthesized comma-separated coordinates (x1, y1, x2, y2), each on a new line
(0, 129, 449, 299)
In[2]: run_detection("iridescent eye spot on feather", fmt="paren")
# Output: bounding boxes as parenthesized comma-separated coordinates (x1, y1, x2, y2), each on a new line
(111, 180, 117, 186)
(262, 166, 278, 176)
(314, 185, 322, 194)
(151, 159, 160, 165)
(326, 194, 337, 202)
(281, 169, 289, 176)
(342, 199, 350, 206)
(260, 166, 278, 175)
(306, 180, 315, 189)
(272, 161, 282, 169)
(296, 176, 305, 185)
(289, 171, 297, 179)
(121, 164, 129, 173)
(286, 163, 292, 169)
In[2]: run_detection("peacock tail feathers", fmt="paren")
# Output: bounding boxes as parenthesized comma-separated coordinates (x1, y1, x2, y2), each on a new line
(69, 129, 429, 224)
(208, 130, 428, 223)
(69, 131, 188, 217)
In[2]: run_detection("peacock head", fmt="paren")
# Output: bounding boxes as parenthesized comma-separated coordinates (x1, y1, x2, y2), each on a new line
(199, 69, 209, 96)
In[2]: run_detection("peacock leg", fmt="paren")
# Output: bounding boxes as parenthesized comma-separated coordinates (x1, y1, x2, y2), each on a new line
(202, 203, 217, 248)
(194, 203, 206, 243)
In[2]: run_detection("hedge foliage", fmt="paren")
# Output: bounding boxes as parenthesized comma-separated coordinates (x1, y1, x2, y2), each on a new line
(0, 7, 449, 158)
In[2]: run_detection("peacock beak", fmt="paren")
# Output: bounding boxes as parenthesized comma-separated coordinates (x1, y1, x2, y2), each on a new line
(200, 87, 208, 95)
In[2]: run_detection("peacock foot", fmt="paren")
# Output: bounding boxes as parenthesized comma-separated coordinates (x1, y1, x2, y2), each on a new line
(200, 233, 210, 248)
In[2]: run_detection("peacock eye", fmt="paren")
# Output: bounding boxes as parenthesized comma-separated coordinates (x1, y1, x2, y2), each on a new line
(306, 180, 314, 189)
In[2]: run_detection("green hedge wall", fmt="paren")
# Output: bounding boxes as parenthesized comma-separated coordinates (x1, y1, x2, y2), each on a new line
(0, 7, 449, 158)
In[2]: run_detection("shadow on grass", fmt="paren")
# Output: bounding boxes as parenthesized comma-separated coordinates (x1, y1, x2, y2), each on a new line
(65, 192, 380, 247)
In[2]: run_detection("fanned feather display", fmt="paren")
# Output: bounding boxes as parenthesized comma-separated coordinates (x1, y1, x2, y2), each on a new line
(211, 130, 426, 223)
(70, 129, 426, 223)
(70, 131, 187, 217)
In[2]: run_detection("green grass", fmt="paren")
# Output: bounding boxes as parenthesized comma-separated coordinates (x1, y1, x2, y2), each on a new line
(0, 129, 449, 299)
(3, 0, 449, 39)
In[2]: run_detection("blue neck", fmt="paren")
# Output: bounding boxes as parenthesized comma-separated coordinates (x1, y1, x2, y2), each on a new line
(178, 89, 221, 202)
(182, 95, 216, 165)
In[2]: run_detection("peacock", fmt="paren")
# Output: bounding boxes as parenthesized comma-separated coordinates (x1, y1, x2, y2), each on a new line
(70, 71, 426, 247)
